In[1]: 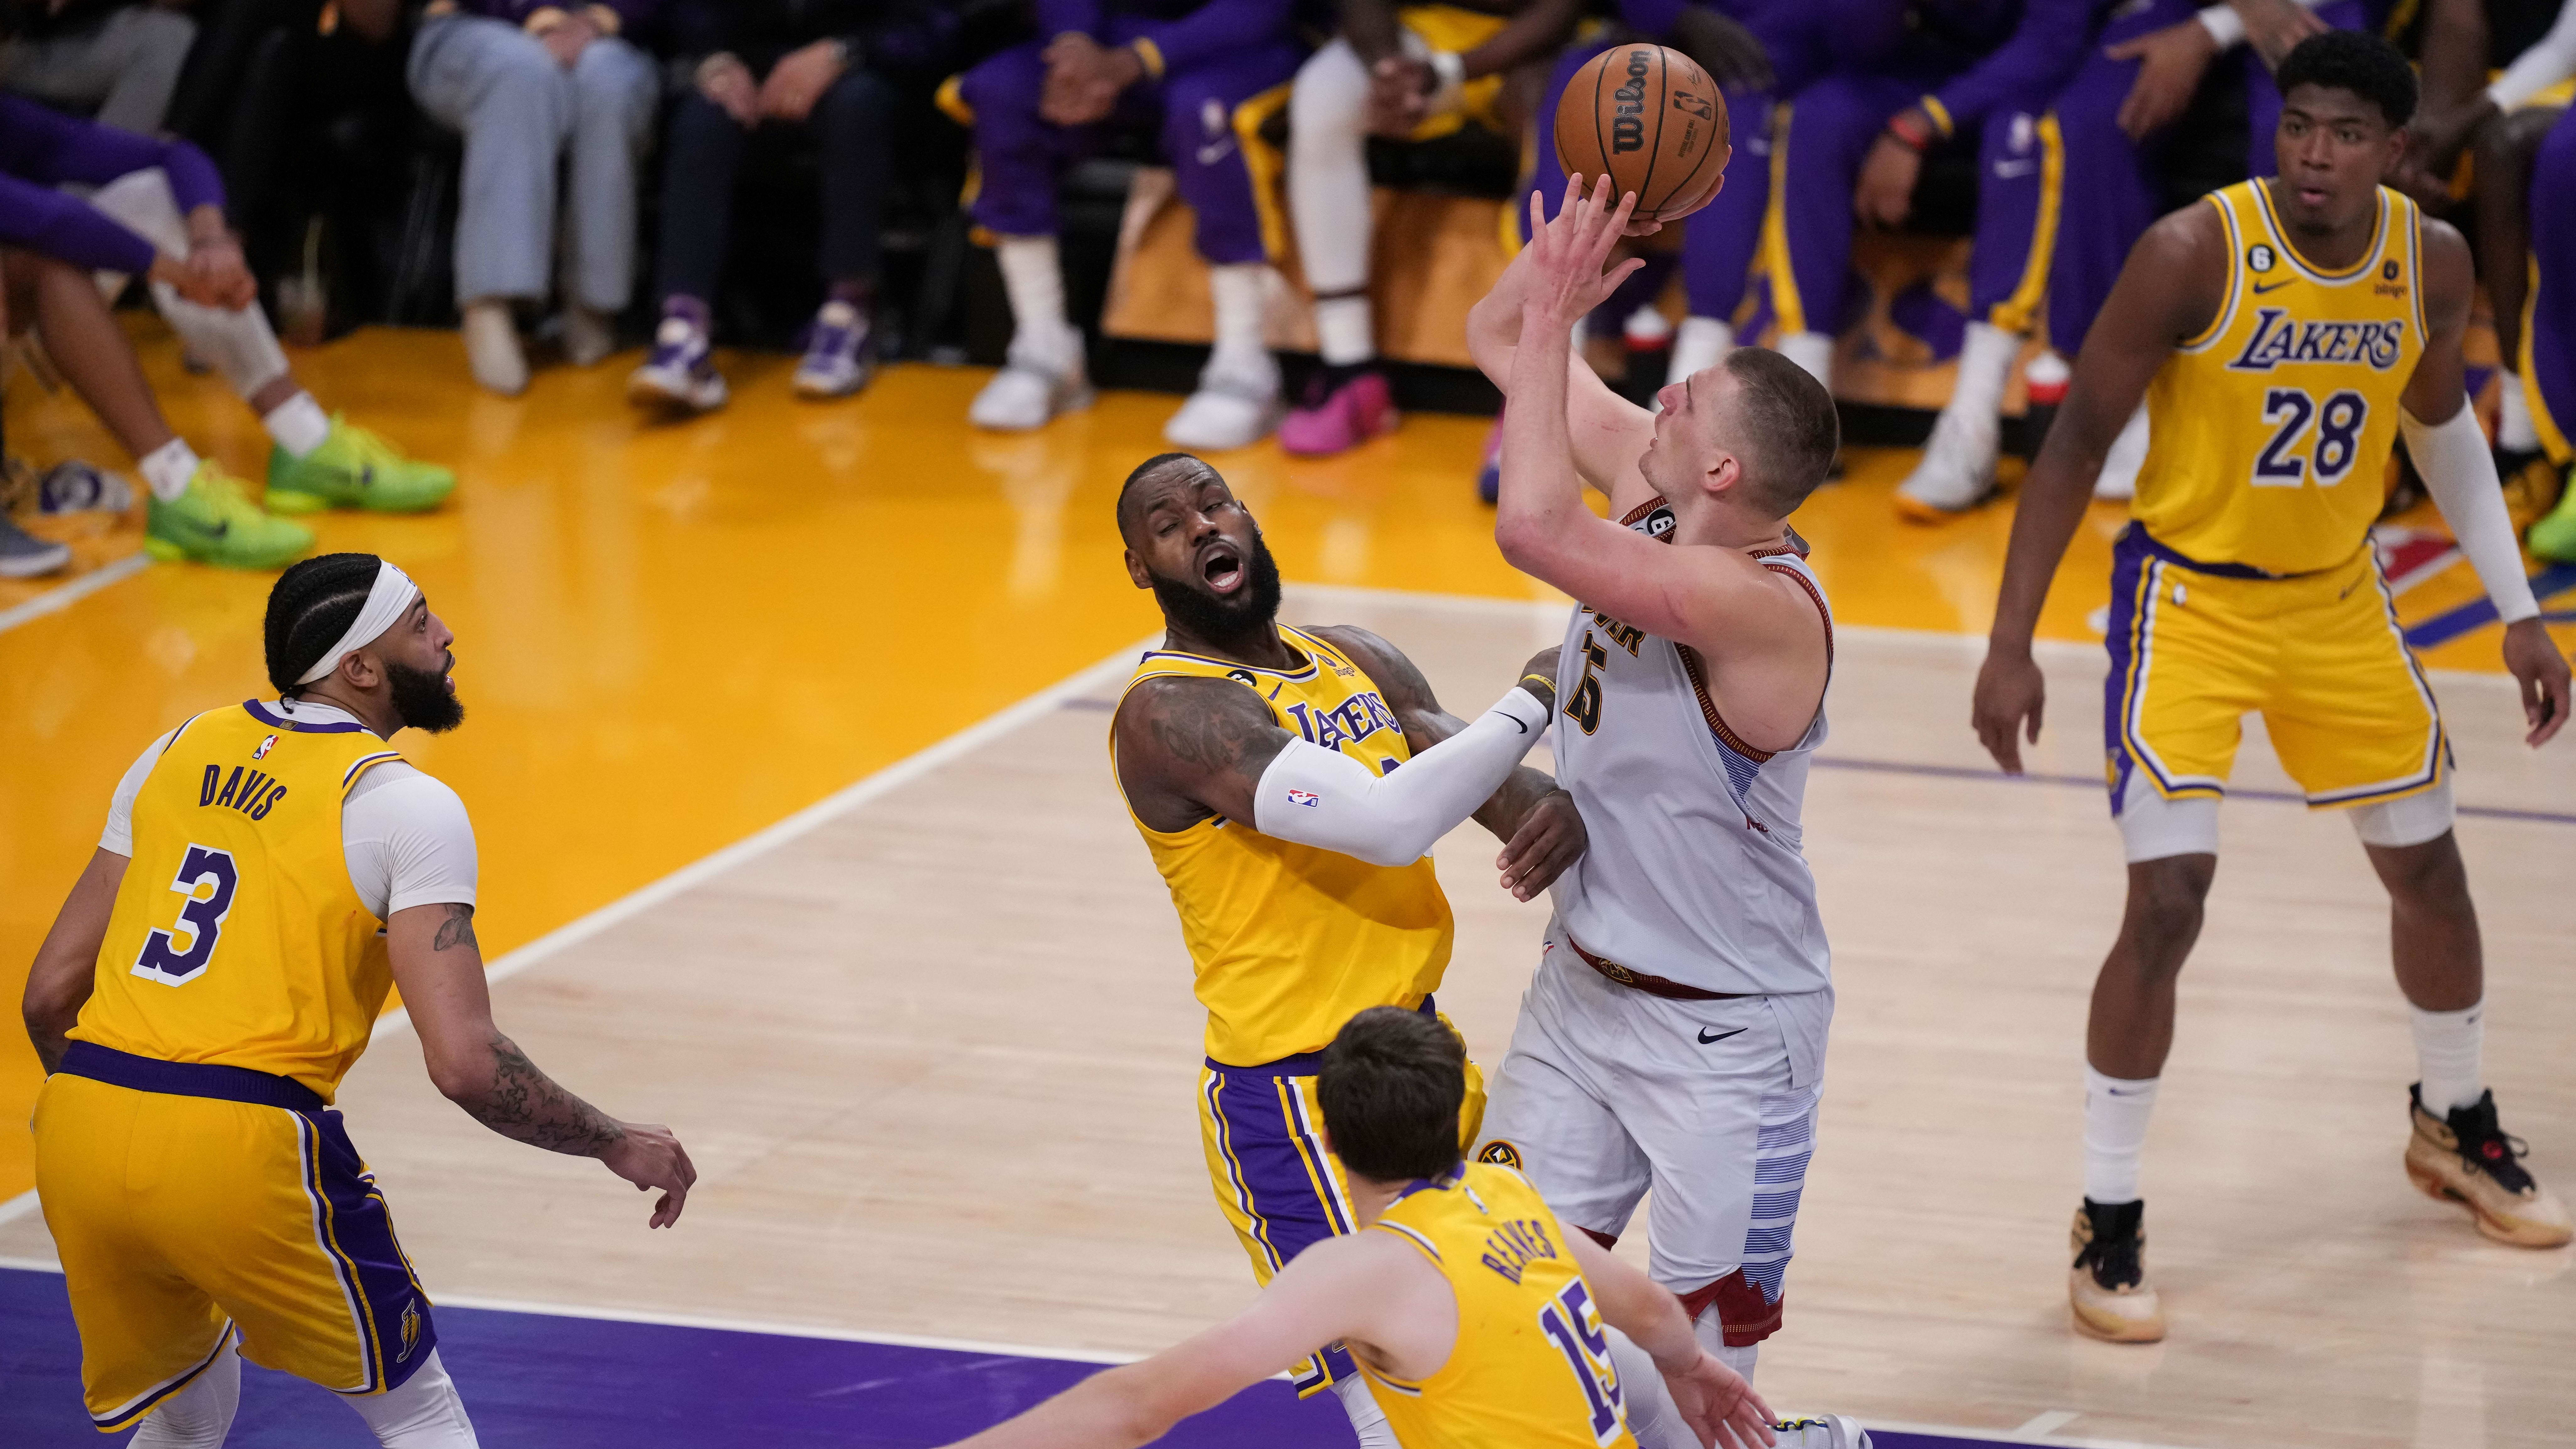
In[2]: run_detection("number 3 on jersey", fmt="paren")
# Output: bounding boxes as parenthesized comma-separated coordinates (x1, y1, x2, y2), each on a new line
(132, 844, 239, 987)
(1536, 1278, 1627, 1445)
(2254, 388, 2367, 487)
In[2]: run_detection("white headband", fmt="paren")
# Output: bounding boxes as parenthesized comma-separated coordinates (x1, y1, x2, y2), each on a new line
(295, 561, 421, 685)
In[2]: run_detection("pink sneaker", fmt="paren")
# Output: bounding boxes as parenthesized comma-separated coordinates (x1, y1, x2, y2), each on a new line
(1279, 365, 1398, 456)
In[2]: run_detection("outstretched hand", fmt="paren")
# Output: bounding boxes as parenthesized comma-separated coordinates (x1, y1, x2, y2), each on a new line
(1521, 176, 1648, 331)
(1661, 1347, 1776, 1449)
(2502, 617, 2570, 746)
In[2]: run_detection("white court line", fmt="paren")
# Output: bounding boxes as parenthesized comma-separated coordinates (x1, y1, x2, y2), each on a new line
(0, 552, 148, 635)
(2014, 1410, 2087, 1437)
(0, 637, 1157, 1232)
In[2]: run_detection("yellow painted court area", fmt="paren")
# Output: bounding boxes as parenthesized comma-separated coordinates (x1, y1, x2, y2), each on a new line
(0, 321, 2559, 1201)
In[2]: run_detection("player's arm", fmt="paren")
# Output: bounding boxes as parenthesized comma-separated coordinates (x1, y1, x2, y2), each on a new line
(1970, 204, 2225, 772)
(22, 849, 128, 1074)
(2396, 218, 2569, 745)
(1112, 671, 1554, 869)
(1465, 231, 1659, 502)
(1564, 1229, 1777, 1449)
(1457, 0, 1585, 79)
(940, 1231, 1442, 1449)
(388, 900, 698, 1227)
(1309, 626, 1585, 901)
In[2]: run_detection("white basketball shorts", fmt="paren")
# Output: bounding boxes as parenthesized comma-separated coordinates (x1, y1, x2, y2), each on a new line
(1473, 923, 1830, 1348)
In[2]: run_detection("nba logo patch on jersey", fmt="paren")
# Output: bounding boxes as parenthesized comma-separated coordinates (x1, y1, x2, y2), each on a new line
(1285, 789, 1320, 808)
(252, 735, 277, 760)
(2248, 243, 2276, 272)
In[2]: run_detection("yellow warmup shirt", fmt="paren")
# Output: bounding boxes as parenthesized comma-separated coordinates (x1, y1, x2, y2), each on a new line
(2137, 180, 2426, 575)
(78, 702, 411, 1100)
(1115, 627, 1455, 1067)
(1362, 1162, 1641, 1449)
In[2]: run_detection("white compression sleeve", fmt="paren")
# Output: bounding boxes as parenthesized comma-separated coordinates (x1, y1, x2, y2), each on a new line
(132, 1334, 240, 1449)
(2402, 404, 2540, 624)
(1250, 688, 1550, 866)
(345, 1350, 481, 1448)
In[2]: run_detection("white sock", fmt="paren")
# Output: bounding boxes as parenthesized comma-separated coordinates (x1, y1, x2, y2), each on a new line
(1776, 330, 1834, 389)
(1668, 316, 1734, 384)
(263, 391, 332, 457)
(138, 438, 202, 501)
(1950, 321, 2021, 421)
(132, 1333, 240, 1449)
(2411, 1000, 2485, 1115)
(345, 1349, 481, 1448)
(1331, 1371, 1398, 1449)
(1605, 1326, 1693, 1449)
(1206, 263, 1276, 387)
(994, 235, 1077, 367)
(2497, 369, 2539, 452)
(1314, 294, 1375, 367)
(1689, 1301, 1758, 1379)
(2083, 1065, 2159, 1204)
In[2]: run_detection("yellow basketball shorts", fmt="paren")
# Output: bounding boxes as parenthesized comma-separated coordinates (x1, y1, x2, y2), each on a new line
(2104, 524, 2450, 812)
(1399, 5, 1514, 141)
(1198, 1003, 1485, 1397)
(33, 1044, 435, 1430)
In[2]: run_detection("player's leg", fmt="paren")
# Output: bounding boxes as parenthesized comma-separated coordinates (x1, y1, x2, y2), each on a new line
(129, 1336, 243, 1449)
(797, 64, 901, 399)
(2516, 107, 2576, 558)
(2471, 108, 2560, 461)
(1766, 72, 1916, 386)
(3, 245, 312, 568)
(559, 35, 659, 369)
(632, 78, 750, 414)
(343, 1350, 481, 1447)
(1896, 106, 2052, 519)
(83, 169, 455, 514)
(1153, 38, 1305, 450)
(1474, 948, 1656, 1249)
(1282, 34, 1398, 455)
(955, 42, 1098, 430)
(1668, 82, 1772, 382)
(406, 11, 573, 395)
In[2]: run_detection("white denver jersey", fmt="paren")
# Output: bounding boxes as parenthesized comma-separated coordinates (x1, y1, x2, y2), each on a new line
(1547, 500, 1833, 998)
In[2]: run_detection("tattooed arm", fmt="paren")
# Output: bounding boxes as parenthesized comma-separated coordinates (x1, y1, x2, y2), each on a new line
(386, 901, 698, 1227)
(1111, 674, 1302, 833)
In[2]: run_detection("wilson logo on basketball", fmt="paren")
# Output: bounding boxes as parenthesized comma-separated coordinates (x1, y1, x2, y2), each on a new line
(1611, 51, 1651, 153)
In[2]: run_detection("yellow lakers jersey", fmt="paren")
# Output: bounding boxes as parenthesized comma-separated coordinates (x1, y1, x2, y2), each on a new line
(1362, 1163, 1640, 1449)
(78, 702, 410, 1099)
(2136, 181, 2427, 576)
(1114, 627, 1454, 1067)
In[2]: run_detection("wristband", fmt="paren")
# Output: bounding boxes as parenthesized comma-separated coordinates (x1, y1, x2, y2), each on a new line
(1426, 49, 1467, 110)
(1128, 37, 1165, 80)
(1521, 672, 1557, 695)
(1883, 110, 1933, 153)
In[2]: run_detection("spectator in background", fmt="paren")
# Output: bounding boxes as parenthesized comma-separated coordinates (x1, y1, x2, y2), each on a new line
(0, 0, 196, 135)
(628, 0, 954, 413)
(401, 0, 661, 395)
(2, 94, 455, 568)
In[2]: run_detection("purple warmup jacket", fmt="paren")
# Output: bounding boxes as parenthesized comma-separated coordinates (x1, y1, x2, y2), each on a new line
(1036, 0, 1296, 76)
(1915, 0, 2096, 133)
(0, 95, 225, 275)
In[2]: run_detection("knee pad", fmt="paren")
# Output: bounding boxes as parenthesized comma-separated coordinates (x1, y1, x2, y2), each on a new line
(345, 1349, 481, 1448)
(2348, 778, 2455, 848)
(2116, 768, 2220, 862)
(131, 1333, 240, 1449)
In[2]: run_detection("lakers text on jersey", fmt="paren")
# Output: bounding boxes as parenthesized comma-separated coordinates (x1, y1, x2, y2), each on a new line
(34, 703, 436, 1425)
(2108, 184, 2448, 812)
(1361, 1162, 1641, 1449)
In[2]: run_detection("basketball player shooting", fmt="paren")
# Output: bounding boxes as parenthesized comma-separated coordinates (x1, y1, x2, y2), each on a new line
(1463, 175, 1859, 1408)
(22, 553, 694, 1446)
(1110, 451, 1587, 1448)
(938, 1007, 1781, 1449)
(1968, 33, 2573, 1344)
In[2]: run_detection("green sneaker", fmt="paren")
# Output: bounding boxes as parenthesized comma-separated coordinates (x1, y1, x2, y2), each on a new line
(2526, 458, 2576, 564)
(145, 462, 315, 569)
(266, 416, 456, 514)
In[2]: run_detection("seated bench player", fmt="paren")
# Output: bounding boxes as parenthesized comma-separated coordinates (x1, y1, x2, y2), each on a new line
(948, 0, 1307, 451)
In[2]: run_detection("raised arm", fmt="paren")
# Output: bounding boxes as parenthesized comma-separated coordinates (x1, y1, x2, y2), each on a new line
(1465, 220, 1658, 498)
(1971, 203, 2225, 772)
(388, 902, 697, 1227)
(23, 849, 127, 1074)
(941, 1231, 1443, 1449)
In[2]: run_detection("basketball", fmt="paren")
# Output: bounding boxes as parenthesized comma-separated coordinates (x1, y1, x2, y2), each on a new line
(1552, 45, 1731, 223)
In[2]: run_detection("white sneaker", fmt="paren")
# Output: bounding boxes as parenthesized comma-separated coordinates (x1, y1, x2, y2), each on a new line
(562, 306, 617, 368)
(1894, 403, 2001, 520)
(970, 344, 1092, 432)
(462, 300, 528, 396)
(627, 316, 729, 414)
(1164, 355, 1282, 450)
(1772, 1416, 1872, 1448)
(2095, 402, 2149, 501)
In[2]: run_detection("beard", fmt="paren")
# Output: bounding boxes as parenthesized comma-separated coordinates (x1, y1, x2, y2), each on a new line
(387, 659, 465, 734)
(1149, 528, 1283, 645)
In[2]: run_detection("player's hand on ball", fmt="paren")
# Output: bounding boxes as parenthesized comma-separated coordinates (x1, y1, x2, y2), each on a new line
(2500, 618, 2570, 746)
(1971, 647, 2046, 774)
(1662, 1347, 1776, 1449)
(1523, 176, 1647, 329)
(602, 1121, 697, 1228)
(1498, 789, 1584, 902)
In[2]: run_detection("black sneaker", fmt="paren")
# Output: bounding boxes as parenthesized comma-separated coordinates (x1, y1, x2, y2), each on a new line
(2068, 1198, 2164, 1341)
(2404, 1085, 2572, 1247)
